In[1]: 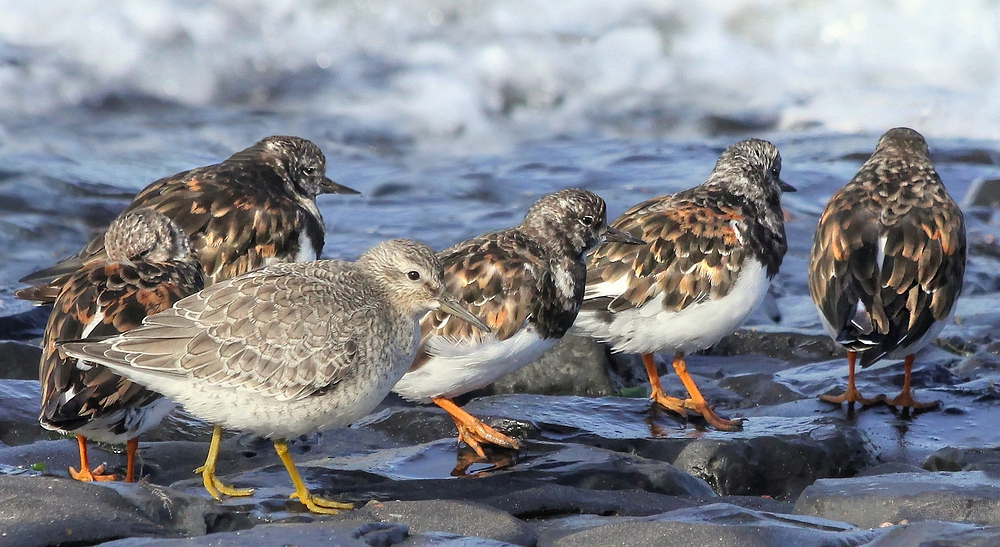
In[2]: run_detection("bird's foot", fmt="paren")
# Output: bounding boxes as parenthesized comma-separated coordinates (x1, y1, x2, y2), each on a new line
(819, 386, 883, 406)
(69, 464, 116, 482)
(195, 464, 253, 500)
(457, 421, 520, 459)
(289, 491, 353, 514)
(884, 389, 940, 410)
(681, 399, 744, 431)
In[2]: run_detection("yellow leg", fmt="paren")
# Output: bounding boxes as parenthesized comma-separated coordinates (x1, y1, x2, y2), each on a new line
(69, 434, 116, 482)
(194, 425, 253, 500)
(432, 396, 519, 458)
(274, 438, 353, 514)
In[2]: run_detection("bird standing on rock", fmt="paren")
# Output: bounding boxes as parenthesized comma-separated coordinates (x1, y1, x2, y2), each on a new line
(39, 208, 204, 483)
(572, 139, 794, 431)
(17, 134, 359, 298)
(61, 239, 489, 514)
(392, 188, 642, 457)
(808, 127, 966, 410)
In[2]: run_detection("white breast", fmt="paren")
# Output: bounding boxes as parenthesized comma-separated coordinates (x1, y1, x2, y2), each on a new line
(393, 326, 556, 403)
(572, 258, 771, 355)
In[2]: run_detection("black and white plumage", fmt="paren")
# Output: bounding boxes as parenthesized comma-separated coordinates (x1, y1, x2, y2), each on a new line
(572, 139, 794, 431)
(808, 127, 966, 409)
(61, 238, 488, 513)
(17, 135, 358, 300)
(393, 188, 640, 456)
(39, 208, 204, 482)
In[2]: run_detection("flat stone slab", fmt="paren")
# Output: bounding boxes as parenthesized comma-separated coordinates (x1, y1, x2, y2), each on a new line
(794, 471, 1000, 528)
(0, 475, 226, 547)
(548, 502, 881, 547)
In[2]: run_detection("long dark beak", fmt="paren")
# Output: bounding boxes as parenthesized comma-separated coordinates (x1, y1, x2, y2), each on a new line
(319, 176, 361, 195)
(779, 179, 796, 192)
(437, 296, 491, 333)
(603, 225, 644, 245)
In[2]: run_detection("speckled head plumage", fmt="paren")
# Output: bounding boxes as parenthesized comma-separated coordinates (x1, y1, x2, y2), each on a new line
(105, 208, 193, 264)
(356, 238, 453, 318)
(230, 135, 356, 199)
(703, 138, 791, 237)
(520, 188, 613, 257)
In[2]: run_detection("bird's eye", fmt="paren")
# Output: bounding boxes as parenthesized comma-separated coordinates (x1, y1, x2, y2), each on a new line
(770, 166, 780, 178)
(407, 271, 421, 281)
(304, 165, 318, 176)
(580, 215, 595, 226)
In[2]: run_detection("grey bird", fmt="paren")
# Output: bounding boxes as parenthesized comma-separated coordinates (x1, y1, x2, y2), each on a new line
(809, 127, 966, 410)
(40, 208, 204, 483)
(18, 135, 359, 300)
(61, 238, 489, 514)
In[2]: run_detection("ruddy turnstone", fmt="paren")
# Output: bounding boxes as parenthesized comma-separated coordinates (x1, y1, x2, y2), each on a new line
(17, 135, 358, 300)
(392, 189, 641, 456)
(61, 239, 489, 514)
(38, 208, 204, 482)
(808, 127, 966, 409)
(571, 139, 794, 431)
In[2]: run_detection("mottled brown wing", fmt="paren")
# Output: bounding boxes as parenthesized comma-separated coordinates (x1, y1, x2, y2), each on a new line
(39, 259, 204, 432)
(808, 182, 966, 365)
(583, 196, 747, 317)
(426, 235, 541, 341)
(63, 264, 380, 402)
(18, 164, 321, 294)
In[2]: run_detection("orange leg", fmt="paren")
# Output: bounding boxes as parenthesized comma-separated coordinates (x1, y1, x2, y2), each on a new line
(69, 435, 116, 482)
(820, 351, 881, 406)
(670, 353, 744, 431)
(432, 397, 519, 458)
(124, 438, 139, 483)
(884, 354, 940, 410)
(642, 353, 687, 415)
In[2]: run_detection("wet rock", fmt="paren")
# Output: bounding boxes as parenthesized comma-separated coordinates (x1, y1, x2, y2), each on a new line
(708, 329, 844, 364)
(0, 475, 228, 547)
(461, 394, 870, 498)
(0, 379, 50, 446)
(923, 447, 1000, 473)
(480, 335, 616, 397)
(350, 500, 536, 546)
(866, 520, 1000, 547)
(794, 471, 1000, 527)
(0, 340, 42, 380)
(549, 502, 881, 547)
(99, 521, 410, 547)
(0, 305, 49, 342)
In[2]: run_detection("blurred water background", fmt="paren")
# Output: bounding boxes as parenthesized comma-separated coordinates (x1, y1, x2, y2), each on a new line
(2, 0, 1000, 336)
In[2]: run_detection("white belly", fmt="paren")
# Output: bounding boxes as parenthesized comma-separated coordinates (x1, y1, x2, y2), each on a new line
(393, 326, 556, 402)
(572, 259, 771, 355)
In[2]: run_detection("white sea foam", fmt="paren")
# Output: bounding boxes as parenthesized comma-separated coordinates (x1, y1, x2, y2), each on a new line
(1, 0, 999, 150)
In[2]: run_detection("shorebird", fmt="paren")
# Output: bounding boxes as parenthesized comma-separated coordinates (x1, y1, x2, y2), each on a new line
(572, 139, 794, 431)
(17, 135, 358, 301)
(809, 127, 966, 409)
(38, 208, 203, 482)
(393, 189, 641, 456)
(61, 239, 488, 513)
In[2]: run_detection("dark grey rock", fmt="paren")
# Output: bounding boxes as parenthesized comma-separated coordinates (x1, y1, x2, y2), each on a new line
(857, 462, 928, 477)
(481, 484, 698, 518)
(461, 394, 870, 498)
(0, 340, 42, 380)
(924, 447, 1000, 473)
(794, 471, 1000, 527)
(351, 500, 536, 546)
(0, 379, 52, 446)
(0, 475, 226, 547)
(480, 335, 615, 397)
(866, 520, 1000, 547)
(98, 521, 409, 547)
(549, 502, 881, 547)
